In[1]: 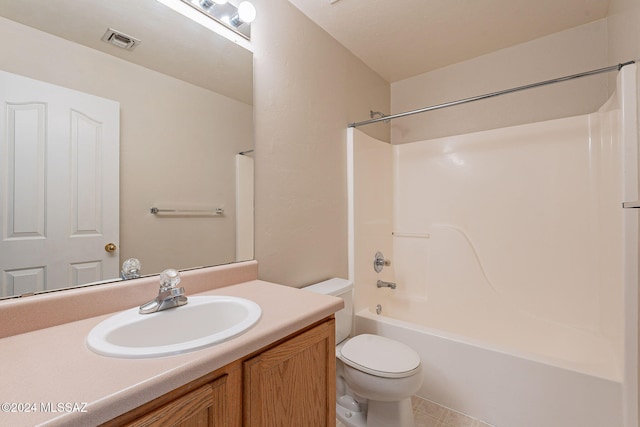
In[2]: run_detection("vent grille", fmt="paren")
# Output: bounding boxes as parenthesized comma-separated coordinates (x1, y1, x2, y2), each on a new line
(101, 28, 140, 50)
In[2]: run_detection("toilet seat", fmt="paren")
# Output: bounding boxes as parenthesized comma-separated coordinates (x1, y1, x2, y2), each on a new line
(339, 334, 421, 379)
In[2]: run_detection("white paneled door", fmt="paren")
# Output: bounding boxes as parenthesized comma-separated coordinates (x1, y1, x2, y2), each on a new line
(0, 71, 119, 297)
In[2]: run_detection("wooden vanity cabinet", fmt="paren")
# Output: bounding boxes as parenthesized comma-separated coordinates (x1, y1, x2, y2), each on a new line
(101, 361, 243, 427)
(101, 317, 335, 427)
(243, 317, 336, 426)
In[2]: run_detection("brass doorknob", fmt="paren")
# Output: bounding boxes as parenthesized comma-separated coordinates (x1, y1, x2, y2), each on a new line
(105, 243, 117, 253)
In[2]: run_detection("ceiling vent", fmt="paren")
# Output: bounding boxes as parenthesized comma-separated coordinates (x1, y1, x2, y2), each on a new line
(101, 28, 141, 51)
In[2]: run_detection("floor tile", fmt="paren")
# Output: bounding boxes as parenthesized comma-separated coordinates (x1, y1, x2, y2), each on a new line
(337, 395, 492, 427)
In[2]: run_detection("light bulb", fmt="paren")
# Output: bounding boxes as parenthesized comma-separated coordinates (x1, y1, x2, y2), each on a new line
(237, 1, 256, 23)
(199, 0, 227, 9)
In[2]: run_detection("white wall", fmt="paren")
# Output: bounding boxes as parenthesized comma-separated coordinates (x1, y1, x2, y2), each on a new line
(251, 0, 390, 287)
(0, 16, 252, 277)
(391, 20, 609, 143)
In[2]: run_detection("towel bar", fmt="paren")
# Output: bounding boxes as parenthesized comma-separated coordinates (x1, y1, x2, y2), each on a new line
(150, 207, 224, 215)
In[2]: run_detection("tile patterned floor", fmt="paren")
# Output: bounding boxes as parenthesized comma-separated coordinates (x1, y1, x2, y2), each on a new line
(336, 396, 492, 427)
(411, 396, 492, 427)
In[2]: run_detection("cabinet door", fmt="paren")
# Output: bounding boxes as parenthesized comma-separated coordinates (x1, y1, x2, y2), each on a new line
(243, 319, 336, 426)
(103, 363, 242, 427)
(125, 383, 214, 427)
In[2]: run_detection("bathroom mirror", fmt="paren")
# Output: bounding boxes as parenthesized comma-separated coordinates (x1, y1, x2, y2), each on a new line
(0, 0, 253, 299)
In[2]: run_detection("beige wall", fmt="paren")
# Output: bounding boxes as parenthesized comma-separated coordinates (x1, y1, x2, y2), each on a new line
(0, 17, 252, 279)
(608, 0, 640, 65)
(251, 0, 390, 287)
(391, 20, 609, 143)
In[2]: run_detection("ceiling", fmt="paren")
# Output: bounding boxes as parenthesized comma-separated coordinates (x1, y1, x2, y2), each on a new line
(287, 0, 611, 83)
(0, 0, 611, 95)
(0, 0, 253, 104)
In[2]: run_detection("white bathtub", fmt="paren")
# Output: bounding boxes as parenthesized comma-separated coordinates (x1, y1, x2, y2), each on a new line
(355, 304, 623, 427)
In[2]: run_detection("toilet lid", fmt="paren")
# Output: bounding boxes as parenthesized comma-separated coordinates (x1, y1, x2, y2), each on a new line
(339, 334, 421, 379)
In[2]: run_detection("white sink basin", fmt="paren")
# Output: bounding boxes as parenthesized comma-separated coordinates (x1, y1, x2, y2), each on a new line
(86, 296, 261, 358)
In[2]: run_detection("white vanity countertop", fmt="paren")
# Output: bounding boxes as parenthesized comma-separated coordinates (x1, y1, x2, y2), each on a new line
(0, 280, 342, 426)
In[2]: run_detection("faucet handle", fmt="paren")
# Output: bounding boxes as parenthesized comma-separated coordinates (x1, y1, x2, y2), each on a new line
(121, 258, 141, 280)
(374, 251, 391, 273)
(159, 268, 181, 291)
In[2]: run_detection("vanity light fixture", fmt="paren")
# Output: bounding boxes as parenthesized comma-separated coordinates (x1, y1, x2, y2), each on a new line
(180, 0, 256, 40)
(156, 0, 254, 51)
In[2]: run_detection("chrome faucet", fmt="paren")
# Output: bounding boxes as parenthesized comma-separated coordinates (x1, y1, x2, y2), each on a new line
(139, 269, 188, 314)
(376, 280, 397, 290)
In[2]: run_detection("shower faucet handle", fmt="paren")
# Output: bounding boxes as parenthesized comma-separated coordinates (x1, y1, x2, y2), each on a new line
(374, 251, 391, 273)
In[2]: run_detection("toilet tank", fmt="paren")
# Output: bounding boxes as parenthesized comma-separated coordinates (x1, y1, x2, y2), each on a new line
(303, 278, 353, 344)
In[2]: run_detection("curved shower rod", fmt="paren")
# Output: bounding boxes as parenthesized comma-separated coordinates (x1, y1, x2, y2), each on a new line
(349, 60, 637, 128)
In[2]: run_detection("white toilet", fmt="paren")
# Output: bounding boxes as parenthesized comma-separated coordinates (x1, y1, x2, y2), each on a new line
(304, 278, 423, 427)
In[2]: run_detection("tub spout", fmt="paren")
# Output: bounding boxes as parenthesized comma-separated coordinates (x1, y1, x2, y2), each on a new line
(377, 280, 397, 290)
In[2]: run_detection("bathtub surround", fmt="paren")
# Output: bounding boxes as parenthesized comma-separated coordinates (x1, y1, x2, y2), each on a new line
(607, 3, 640, 425)
(348, 63, 637, 426)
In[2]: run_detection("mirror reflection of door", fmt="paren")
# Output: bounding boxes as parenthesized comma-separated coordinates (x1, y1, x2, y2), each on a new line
(0, 70, 119, 297)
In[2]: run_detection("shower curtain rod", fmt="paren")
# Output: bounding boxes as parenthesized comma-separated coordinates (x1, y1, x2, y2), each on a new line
(348, 60, 636, 128)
